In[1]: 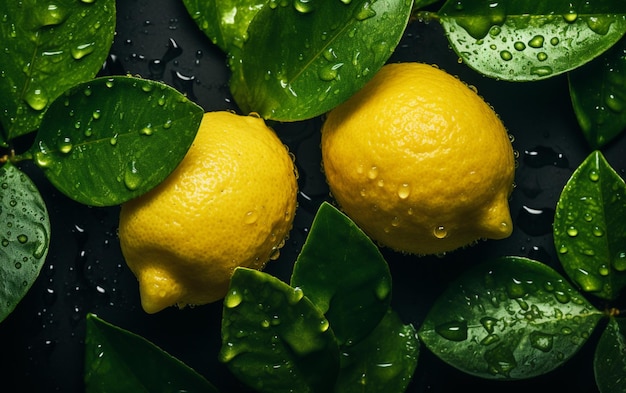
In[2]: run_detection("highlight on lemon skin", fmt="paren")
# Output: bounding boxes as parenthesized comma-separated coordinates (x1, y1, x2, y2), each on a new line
(118, 111, 298, 313)
(321, 62, 516, 256)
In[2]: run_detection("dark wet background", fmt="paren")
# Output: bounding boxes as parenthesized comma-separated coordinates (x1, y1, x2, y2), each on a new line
(1, 1, 625, 392)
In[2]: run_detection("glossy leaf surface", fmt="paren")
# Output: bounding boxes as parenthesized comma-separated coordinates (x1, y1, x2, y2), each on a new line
(0, 162, 50, 323)
(291, 202, 392, 346)
(31, 76, 203, 207)
(220, 267, 340, 393)
(0, 0, 116, 143)
(335, 310, 419, 393)
(229, 0, 413, 121)
(84, 313, 218, 393)
(418, 256, 602, 379)
(594, 317, 626, 393)
(439, 0, 626, 81)
(181, 0, 265, 53)
(569, 36, 626, 149)
(553, 151, 626, 300)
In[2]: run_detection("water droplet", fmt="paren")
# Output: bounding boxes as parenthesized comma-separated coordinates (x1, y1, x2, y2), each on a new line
(139, 124, 153, 136)
(586, 16, 613, 35)
(500, 50, 512, 61)
(484, 345, 517, 376)
(566, 226, 578, 237)
(433, 226, 447, 239)
(537, 52, 548, 62)
(224, 289, 242, 308)
(480, 316, 498, 334)
(318, 63, 342, 81)
(105, 79, 115, 88)
(123, 161, 141, 191)
(592, 226, 604, 237)
(71, 42, 96, 59)
(506, 277, 526, 298)
(550, 37, 560, 46)
(513, 41, 526, 51)
(516, 205, 554, 236)
(613, 251, 626, 272)
(606, 93, 625, 113)
(367, 166, 378, 179)
(480, 334, 500, 346)
(528, 35, 544, 48)
(294, 0, 314, 13)
(588, 169, 600, 181)
(523, 146, 568, 168)
(529, 331, 554, 352)
(435, 320, 467, 341)
(530, 66, 553, 77)
(598, 264, 610, 276)
(34, 151, 53, 168)
(244, 210, 258, 224)
(109, 134, 118, 146)
(375, 278, 390, 301)
(397, 183, 410, 199)
(92, 109, 101, 120)
(17, 234, 28, 243)
(24, 87, 49, 111)
(355, 1, 376, 21)
(37, 4, 69, 27)
(58, 137, 73, 154)
(15, 261, 22, 269)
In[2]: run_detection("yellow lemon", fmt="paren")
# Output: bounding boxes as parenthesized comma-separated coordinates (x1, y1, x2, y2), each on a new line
(321, 62, 515, 255)
(118, 111, 298, 313)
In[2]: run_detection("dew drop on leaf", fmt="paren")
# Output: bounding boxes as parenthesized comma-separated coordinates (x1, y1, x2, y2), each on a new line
(434, 320, 468, 341)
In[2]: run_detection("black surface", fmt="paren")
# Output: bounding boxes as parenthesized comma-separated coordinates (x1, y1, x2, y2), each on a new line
(1, 1, 625, 392)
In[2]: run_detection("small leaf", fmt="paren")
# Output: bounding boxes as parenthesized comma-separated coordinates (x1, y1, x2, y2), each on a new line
(84, 313, 219, 393)
(229, 0, 413, 121)
(0, 162, 50, 323)
(553, 151, 626, 300)
(594, 317, 626, 393)
(569, 36, 626, 149)
(290, 202, 392, 347)
(335, 309, 419, 393)
(418, 256, 603, 380)
(439, 0, 626, 81)
(220, 267, 340, 393)
(0, 0, 116, 142)
(181, 0, 265, 53)
(31, 76, 204, 207)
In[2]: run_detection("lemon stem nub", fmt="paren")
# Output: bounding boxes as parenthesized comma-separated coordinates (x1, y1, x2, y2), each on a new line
(138, 267, 183, 314)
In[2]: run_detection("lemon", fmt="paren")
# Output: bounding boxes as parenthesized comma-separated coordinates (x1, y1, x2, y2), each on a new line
(321, 62, 515, 255)
(118, 111, 298, 313)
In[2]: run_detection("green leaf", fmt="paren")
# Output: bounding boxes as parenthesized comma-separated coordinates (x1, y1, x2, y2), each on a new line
(290, 202, 392, 347)
(0, 0, 116, 143)
(553, 151, 626, 301)
(84, 313, 218, 393)
(438, 0, 626, 81)
(220, 267, 340, 393)
(418, 256, 603, 380)
(569, 36, 626, 149)
(0, 162, 50, 323)
(229, 0, 413, 121)
(594, 317, 626, 393)
(181, 0, 265, 53)
(335, 309, 419, 393)
(30, 76, 204, 207)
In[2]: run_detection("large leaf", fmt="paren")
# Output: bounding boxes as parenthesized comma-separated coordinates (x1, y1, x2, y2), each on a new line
(569, 36, 626, 149)
(334, 309, 419, 393)
(418, 256, 603, 380)
(0, 0, 116, 143)
(290, 202, 392, 347)
(229, 0, 413, 121)
(220, 267, 340, 393)
(30, 76, 204, 207)
(438, 0, 626, 81)
(0, 162, 50, 323)
(182, 0, 265, 53)
(84, 313, 218, 393)
(553, 151, 626, 301)
(594, 317, 626, 393)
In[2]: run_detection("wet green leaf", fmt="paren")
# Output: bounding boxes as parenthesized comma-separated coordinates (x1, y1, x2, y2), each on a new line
(335, 309, 419, 393)
(84, 313, 218, 393)
(569, 36, 626, 149)
(181, 0, 265, 53)
(418, 256, 603, 380)
(220, 267, 340, 393)
(229, 0, 413, 121)
(31, 76, 203, 207)
(553, 151, 626, 301)
(439, 0, 626, 81)
(0, 0, 116, 143)
(594, 317, 626, 393)
(0, 162, 50, 323)
(290, 202, 392, 346)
